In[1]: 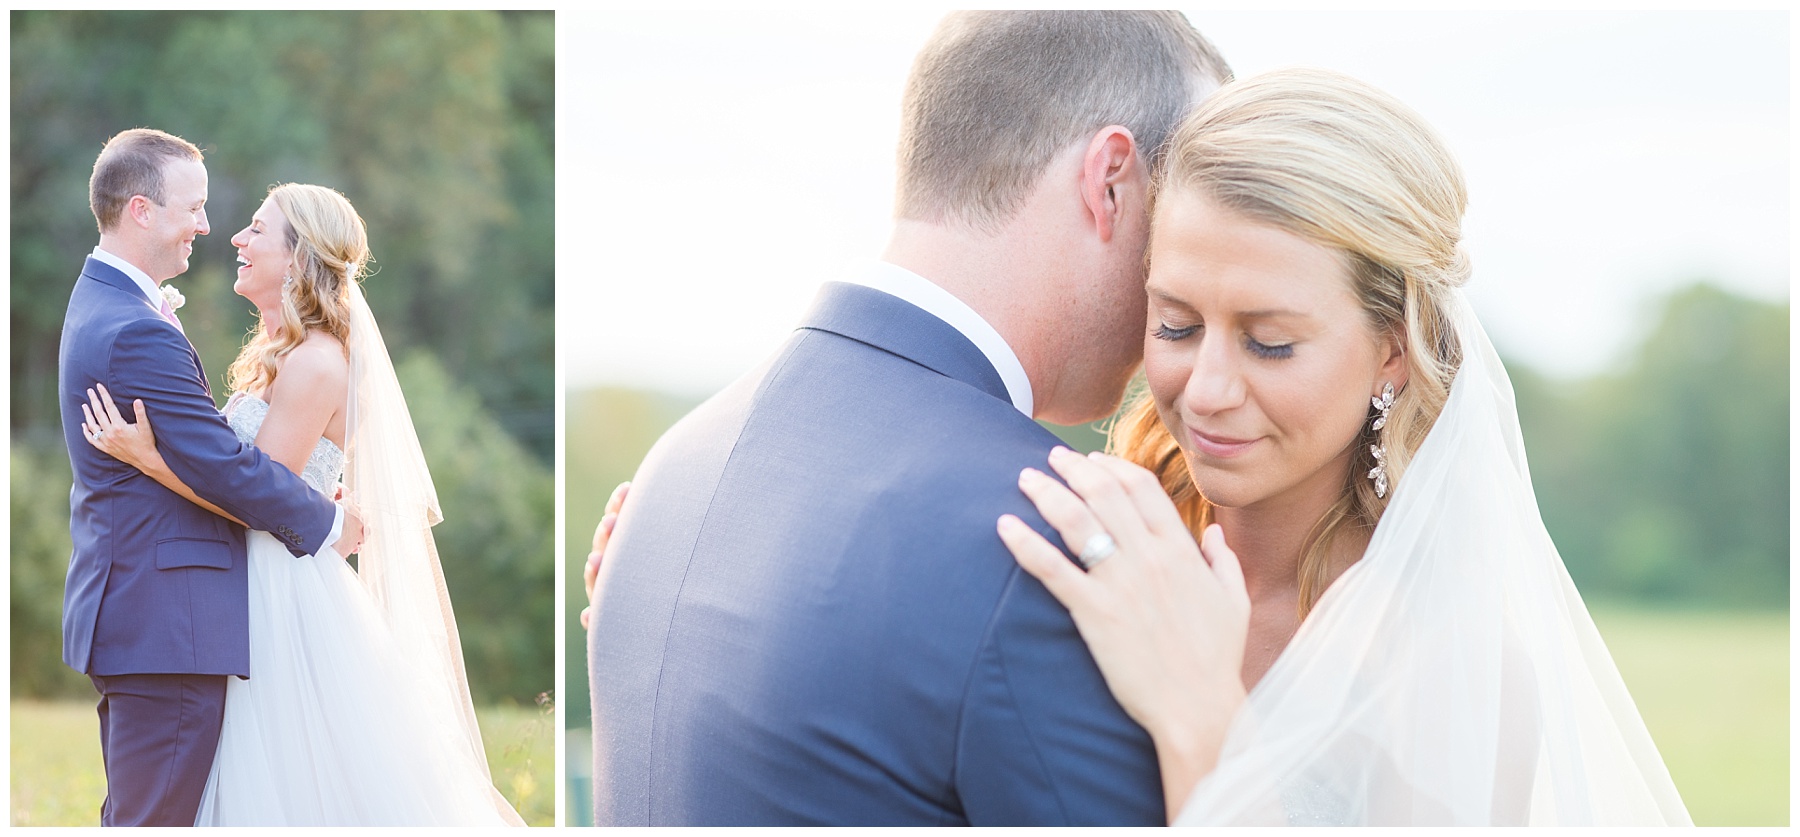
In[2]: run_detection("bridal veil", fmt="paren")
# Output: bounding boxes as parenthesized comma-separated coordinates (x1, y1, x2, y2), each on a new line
(341, 279, 524, 824)
(1176, 292, 1691, 825)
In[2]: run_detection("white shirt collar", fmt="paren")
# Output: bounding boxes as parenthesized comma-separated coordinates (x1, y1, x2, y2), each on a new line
(90, 246, 162, 308)
(845, 261, 1035, 417)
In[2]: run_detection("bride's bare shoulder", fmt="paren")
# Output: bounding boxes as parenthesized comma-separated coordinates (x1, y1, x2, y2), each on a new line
(275, 332, 349, 396)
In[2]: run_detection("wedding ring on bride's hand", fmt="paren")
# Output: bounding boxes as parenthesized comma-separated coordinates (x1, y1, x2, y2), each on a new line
(1078, 531, 1117, 569)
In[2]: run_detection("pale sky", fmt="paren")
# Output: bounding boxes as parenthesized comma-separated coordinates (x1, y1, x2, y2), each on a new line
(562, 10, 1789, 397)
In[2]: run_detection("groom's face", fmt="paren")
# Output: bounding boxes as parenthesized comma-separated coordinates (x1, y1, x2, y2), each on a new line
(141, 158, 211, 282)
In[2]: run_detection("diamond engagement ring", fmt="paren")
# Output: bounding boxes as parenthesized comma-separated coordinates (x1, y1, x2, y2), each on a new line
(1078, 532, 1117, 569)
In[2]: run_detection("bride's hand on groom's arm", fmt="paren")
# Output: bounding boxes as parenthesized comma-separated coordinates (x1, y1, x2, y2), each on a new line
(83, 384, 163, 472)
(580, 482, 630, 631)
(82, 383, 247, 527)
(996, 446, 1251, 821)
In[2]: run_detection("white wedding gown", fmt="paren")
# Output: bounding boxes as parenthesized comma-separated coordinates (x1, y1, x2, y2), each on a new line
(193, 394, 520, 826)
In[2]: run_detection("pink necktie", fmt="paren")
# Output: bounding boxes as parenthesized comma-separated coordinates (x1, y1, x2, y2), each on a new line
(159, 297, 183, 332)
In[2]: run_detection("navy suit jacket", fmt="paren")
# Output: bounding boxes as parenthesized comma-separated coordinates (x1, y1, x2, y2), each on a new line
(590, 282, 1164, 825)
(59, 257, 338, 677)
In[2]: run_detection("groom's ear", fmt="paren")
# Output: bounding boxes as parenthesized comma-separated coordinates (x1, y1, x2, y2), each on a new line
(1079, 126, 1140, 244)
(124, 194, 156, 230)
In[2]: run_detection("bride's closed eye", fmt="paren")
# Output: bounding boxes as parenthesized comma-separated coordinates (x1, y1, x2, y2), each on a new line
(1244, 336, 1294, 360)
(1153, 322, 1200, 341)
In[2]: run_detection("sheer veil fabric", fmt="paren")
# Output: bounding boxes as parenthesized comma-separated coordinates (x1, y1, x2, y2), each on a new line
(342, 280, 524, 825)
(1176, 293, 1691, 826)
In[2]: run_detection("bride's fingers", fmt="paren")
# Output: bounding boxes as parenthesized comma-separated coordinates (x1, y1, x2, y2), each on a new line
(97, 383, 127, 427)
(585, 514, 614, 601)
(1200, 524, 1248, 606)
(85, 388, 111, 432)
(1017, 467, 1111, 566)
(590, 512, 617, 555)
(130, 399, 154, 440)
(997, 514, 1095, 613)
(605, 481, 630, 517)
(1044, 447, 1154, 550)
(1083, 452, 1190, 540)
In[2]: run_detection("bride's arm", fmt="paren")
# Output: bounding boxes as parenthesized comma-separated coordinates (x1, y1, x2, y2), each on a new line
(82, 384, 246, 526)
(995, 446, 1251, 821)
(250, 339, 347, 476)
(85, 337, 345, 528)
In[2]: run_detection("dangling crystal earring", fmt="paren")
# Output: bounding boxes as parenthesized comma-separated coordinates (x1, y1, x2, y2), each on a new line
(282, 273, 294, 292)
(1367, 381, 1395, 498)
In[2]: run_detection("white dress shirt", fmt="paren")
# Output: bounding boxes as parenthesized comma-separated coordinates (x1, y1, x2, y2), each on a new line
(91, 246, 165, 310)
(845, 261, 1036, 417)
(89, 245, 346, 550)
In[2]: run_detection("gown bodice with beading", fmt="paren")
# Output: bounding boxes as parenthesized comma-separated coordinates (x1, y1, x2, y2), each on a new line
(225, 393, 343, 495)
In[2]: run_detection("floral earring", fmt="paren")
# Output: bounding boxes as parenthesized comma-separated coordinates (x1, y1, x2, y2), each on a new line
(1367, 382, 1395, 499)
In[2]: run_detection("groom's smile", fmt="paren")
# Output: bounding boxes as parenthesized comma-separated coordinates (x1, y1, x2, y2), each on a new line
(143, 157, 210, 281)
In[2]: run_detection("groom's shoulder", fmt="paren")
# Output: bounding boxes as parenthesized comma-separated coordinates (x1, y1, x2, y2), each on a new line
(64, 297, 186, 373)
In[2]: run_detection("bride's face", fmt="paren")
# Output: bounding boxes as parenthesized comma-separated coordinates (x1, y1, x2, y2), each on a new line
(230, 197, 294, 310)
(1143, 188, 1405, 515)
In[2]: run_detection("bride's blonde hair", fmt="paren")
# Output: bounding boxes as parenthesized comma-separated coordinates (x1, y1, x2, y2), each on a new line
(1111, 67, 1468, 616)
(226, 184, 370, 396)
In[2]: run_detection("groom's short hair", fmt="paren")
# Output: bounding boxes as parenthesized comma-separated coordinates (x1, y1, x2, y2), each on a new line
(89, 128, 204, 233)
(896, 11, 1231, 232)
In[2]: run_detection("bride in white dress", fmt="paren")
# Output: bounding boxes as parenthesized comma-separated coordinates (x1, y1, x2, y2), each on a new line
(83, 183, 523, 826)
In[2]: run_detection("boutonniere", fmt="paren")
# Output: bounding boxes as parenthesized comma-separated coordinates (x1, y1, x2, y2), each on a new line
(161, 284, 186, 311)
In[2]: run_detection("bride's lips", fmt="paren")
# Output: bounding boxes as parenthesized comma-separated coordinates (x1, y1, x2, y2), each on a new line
(1188, 427, 1260, 458)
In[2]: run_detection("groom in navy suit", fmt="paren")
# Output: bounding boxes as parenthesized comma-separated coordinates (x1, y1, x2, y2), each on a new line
(591, 13, 1232, 825)
(58, 129, 362, 826)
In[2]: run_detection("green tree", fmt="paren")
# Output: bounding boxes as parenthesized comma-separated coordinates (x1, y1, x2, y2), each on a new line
(9, 442, 91, 699)
(401, 352, 555, 705)
(1521, 283, 1788, 605)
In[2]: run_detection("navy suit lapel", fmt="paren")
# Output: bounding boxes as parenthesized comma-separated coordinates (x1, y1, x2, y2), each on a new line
(82, 257, 211, 396)
(796, 281, 1011, 404)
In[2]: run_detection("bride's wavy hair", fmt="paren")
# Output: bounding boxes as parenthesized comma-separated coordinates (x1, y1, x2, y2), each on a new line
(1110, 67, 1468, 617)
(227, 183, 371, 396)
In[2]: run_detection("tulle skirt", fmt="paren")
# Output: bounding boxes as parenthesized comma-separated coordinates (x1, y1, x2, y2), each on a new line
(194, 529, 518, 826)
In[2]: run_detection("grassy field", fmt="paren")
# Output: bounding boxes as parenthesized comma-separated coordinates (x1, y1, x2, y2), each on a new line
(10, 699, 553, 826)
(1589, 604, 1788, 826)
(564, 604, 1788, 826)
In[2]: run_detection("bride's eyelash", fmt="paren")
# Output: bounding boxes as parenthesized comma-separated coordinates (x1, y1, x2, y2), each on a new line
(1246, 337, 1294, 360)
(1153, 323, 1198, 341)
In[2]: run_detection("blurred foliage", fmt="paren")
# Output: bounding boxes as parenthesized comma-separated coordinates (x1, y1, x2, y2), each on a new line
(9, 444, 91, 699)
(1513, 284, 1788, 605)
(394, 353, 553, 705)
(10, 10, 554, 457)
(9, 11, 552, 705)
